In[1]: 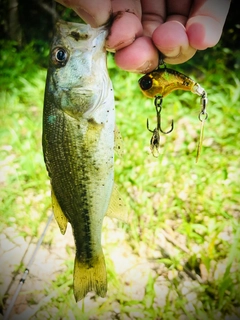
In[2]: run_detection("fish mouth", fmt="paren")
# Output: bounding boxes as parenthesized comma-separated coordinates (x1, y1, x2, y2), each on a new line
(59, 72, 111, 117)
(59, 85, 109, 118)
(61, 87, 94, 94)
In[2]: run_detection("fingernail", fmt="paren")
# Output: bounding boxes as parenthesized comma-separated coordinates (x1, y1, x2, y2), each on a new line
(106, 47, 116, 53)
(106, 37, 135, 53)
(162, 47, 180, 58)
(131, 61, 154, 74)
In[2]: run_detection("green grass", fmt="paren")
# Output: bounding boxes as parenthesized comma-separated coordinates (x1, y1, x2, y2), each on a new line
(1, 41, 240, 319)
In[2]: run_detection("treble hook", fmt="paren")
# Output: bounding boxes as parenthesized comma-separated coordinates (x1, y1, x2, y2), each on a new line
(147, 96, 174, 134)
(146, 121, 161, 157)
(147, 96, 174, 157)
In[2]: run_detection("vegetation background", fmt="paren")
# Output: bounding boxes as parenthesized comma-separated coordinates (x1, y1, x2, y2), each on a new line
(0, 0, 240, 319)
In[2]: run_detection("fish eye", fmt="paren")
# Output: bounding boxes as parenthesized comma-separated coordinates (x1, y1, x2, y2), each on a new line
(56, 49, 67, 62)
(52, 47, 68, 66)
(139, 75, 153, 91)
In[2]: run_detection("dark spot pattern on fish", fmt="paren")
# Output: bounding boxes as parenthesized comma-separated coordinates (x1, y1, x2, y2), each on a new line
(70, 31, 89, 41)
(43, 103, 103, 264)
(81, 209, 93, 263)
(88, 118, 105, 130)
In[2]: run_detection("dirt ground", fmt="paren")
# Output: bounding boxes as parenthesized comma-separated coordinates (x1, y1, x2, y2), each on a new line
(1, 214, 239, 320)
(0, 215, 160, 319)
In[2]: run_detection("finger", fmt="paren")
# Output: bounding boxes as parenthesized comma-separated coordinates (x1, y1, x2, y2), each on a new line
(106, 12, 142, 51)
(166, 0, 193, 25)
(150, 0, 196, 64)
(56, 0, 112, 27)
(152, 20, 196, 64)
(114, 36, 159, 73)
(186, 0, 231, 49)
(141, 0, 166, 37)
(106, 0, 142, 51)
(112, 0, 142, 18)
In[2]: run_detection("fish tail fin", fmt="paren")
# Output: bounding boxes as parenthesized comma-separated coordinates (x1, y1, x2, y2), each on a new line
(73, 252, 107, 302)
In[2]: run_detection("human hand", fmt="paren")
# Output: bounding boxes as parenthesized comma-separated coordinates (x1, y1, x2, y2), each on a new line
(56, 0, 231, 73)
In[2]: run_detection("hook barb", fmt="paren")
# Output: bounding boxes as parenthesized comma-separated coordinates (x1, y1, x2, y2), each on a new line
(159, 119, 174, 134)
(147, 118, 154, 133)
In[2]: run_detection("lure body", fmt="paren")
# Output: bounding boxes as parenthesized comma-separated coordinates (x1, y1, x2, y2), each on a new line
(139, 68, 205, 98)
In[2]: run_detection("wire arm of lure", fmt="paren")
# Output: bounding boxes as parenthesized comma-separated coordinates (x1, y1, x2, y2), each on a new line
(199, 91, 208, 122)
(196, 90, 208, 163)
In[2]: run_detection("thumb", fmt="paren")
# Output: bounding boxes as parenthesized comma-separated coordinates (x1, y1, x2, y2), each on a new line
(186, 16, 225, 50)
(186, 0, 231, 50)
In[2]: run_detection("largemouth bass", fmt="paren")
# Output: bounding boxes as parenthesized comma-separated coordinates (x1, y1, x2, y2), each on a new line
(42, 21, 127, 302)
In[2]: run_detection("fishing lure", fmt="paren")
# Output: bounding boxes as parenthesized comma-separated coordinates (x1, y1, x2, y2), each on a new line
(138, 64, 208, 161)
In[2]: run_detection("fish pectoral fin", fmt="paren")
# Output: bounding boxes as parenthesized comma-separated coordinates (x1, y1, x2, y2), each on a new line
(51, 187, 68, 235)
(73, 252, 107, 302)
(106, 184, 129, 223)
(114, 125, 124, 157)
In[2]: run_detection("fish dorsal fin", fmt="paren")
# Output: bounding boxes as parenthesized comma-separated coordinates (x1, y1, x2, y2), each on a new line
(51, 187, 68, 235)
(114, 126, 124, 157)
(106, 184, 129, 223)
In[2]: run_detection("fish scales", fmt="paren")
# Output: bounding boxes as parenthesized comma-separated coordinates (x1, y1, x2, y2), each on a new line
(42, 21, 118, 301)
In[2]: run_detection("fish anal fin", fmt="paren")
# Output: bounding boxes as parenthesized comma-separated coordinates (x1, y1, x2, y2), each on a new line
(106, 184, 129, 223)
(73, 252, 107, 302)
(51, 187, 68, 235)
